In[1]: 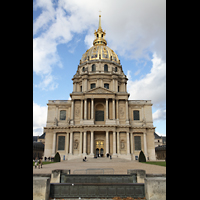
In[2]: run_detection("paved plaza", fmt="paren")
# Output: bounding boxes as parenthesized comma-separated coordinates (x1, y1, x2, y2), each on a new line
(33, 157, 166, 175)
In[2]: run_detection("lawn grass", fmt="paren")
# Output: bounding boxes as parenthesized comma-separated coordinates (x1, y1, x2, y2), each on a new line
(141, 161, 166, 167)
(33, 161, 57, 166)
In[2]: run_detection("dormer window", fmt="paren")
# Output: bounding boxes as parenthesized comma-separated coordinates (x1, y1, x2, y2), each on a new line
(92, 64, 96, 72)
(91, 83, 96, 89)
(104, 64, 108, 72)
(104, 83, 109, 89)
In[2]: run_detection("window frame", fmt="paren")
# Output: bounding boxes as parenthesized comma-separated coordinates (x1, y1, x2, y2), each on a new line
(134, 136, 141, 151)
(92, 64, 96, 72)
(58, 135, 65, 151)
(104, 64, 108, 72)
(104, 83, 109, 89)
(91, 83, 96, 89)
(133, 110, 140, 120)
(60, 110, 66, 120)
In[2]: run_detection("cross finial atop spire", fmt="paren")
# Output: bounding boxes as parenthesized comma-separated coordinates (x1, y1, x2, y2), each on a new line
(98, 10, 102, 29)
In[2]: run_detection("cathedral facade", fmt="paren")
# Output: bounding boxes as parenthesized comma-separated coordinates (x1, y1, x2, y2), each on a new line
(43, 15, 156, 161)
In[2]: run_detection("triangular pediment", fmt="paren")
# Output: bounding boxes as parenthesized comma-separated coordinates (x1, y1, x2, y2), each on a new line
(87, 87, 114, 94)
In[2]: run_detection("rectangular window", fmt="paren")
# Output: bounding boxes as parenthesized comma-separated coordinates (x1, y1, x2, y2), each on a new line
(133, 110, 140, 120)
(58, 136, 65, 150)
(134, 136, 141, 150)
(104, 83, 109, 89)
(91, 83, 96, 89)
(95, 111, 104, 121)
(60, 110, 66, 120)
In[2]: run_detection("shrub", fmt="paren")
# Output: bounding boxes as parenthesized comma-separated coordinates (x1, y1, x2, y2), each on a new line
(139, 150, 146, 162)
(54, 152, 60, 162)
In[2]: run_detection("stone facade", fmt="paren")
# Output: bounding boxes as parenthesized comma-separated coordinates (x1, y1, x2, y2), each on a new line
(43, 15, 156, 161)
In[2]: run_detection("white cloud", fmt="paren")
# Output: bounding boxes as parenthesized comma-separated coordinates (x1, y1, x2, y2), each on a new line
(127, 53, 166, 106)
(153, 109, 166, 121)
(127, 52, 166, 123)
(33, 101, 47, 136)
(33, 0, 166, 90)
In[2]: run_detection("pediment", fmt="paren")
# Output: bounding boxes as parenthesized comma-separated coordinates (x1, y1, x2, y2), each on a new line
(87, 87, 114, 94)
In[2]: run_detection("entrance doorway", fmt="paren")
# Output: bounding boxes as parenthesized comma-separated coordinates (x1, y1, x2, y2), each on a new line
(95, 140, 104, 157)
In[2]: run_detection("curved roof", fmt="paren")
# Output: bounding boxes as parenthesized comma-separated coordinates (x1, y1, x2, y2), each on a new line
(81, 45, 119, 64)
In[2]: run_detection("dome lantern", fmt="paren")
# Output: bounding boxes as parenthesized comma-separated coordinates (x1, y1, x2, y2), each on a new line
(93, 15, 107, 46)
(81, 15, 120, 64)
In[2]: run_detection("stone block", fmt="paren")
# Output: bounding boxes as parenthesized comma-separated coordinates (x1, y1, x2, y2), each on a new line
(33, 177, 50, 200)
(51, 169, 71, 183)
(127, 169, 146, 183)
(145, 177, 166, 200)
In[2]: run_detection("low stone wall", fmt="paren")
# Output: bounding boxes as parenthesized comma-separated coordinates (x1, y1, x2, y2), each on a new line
(50, 183, 145, 198)
(33, 177, 50, 200)
(33, 169, 166, 199)
(145, 177, 166, 200)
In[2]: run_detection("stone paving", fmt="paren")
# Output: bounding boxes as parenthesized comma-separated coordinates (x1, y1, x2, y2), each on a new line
(33, 157, 166, 175)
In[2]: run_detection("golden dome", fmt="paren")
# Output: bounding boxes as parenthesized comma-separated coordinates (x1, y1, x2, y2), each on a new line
(80, 15, 120, 64)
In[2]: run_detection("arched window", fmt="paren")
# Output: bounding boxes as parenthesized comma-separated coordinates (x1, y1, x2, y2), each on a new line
(115, 67, 117, 72)
(92, 64, 96, 72)
(104, 64, 108, 72)
(82, 67, 85, 72)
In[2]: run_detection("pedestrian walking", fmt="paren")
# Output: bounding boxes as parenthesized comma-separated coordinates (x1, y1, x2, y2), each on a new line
(38, 158, 43, 169)
(34, 157, 38, 169)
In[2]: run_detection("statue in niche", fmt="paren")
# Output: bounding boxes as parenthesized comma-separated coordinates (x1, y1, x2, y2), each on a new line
(75, 106, 80, 117)
(142, 118, 146, 126)
(119, 106, 124, 118)
(54, 117, 58, 126)
(74, 140, 79, 149)
(120, 140, 125, 149)
(67, 117, 71, 125)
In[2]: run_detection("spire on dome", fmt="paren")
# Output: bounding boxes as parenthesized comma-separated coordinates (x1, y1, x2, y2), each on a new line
(98, 12, 102, 30)
(93, 13, 107, 46)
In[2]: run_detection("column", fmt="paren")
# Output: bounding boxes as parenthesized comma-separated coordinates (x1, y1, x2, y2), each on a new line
(117, 131, 120, 154)
(127, 132, 130, 155)
(71, 100, 74, 124)
(130, 132, 133, 154)
(113, 131, 116, 155)
(130, 132, 134, 160)
(106, 98, 108, 119)
(69, 132, 73, 154)
(126, 100, 129, 124)
(106, 131, 109, 154)
(143, 132, 148, 158)
(65, 132, 69, 154)
(91, 98, 94, 120)
(84, 99, 87, 120)
(112, 99, 115, 119)
(81, 100, 83, 120)
(52, 132, 56, 156)
(79, 132, 82, 155)
(90, 131, 94, 155)
(116, 100, 119, 120)
(83, 131, 87, 155)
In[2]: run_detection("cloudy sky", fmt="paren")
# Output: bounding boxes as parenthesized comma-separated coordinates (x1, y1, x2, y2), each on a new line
(33, 0, 166, 136)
